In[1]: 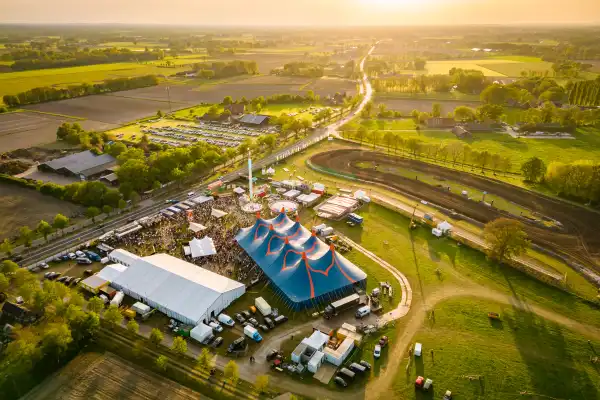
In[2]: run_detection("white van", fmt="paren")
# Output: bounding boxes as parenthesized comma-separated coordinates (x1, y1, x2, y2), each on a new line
(209, 321, 223, 333)
(414, 342, 422, 357)
(355, 305, 371, 319)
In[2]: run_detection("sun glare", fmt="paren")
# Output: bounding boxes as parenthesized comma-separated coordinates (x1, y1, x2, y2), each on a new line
(361, 0, 435, 10)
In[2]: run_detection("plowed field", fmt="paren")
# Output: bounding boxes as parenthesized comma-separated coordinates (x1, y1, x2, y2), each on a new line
(21, 353, 210, 400)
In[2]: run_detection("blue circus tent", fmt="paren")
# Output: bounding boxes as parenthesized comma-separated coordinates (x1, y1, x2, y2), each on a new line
(235, 212, 367, 310)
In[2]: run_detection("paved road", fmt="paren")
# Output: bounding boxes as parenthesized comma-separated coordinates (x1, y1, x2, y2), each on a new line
(18, 45, 378, 268)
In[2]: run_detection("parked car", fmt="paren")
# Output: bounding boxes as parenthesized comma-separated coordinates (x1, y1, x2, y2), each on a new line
(209, 321, 223, 333)
(338, 368, 355, 381)
(274, 315, 288, 325)
(443, 390, 453, 400)
(227, 337, 246, 353)
(374, 344, 381, 359)
(75, 250, 85, 258)
(64, 277, 73, 285)
(83, 269, 93, 276)
(379, 336, 389, 347)
(415, 376, 424, 389)
(60, 255, 70, 261)
(234, 313, 246, 323)
(84, 251, 101, 262)
(355, 305, 371, 319)
(264, 317, 275, 329)
(67, 253, 77, 259)
(49, 272, 61, 280)
(71, 278, 81, 286)
(334, 376, 348, 387)
(359, 360, 372, 370)
(212, 337, 224, 348)
(76, 257, 92, 265)
(187, 192, 195, 197)
(423, 378, 433, 391)
(258, 324, 270, 332)
(242, 321, 255, 328)
(40, 262, 49, 269)
(57, 276, 68, 283)
(242, 310, 251, 319)
(349, 363, 366, 374)
(248, 317, 259, 326)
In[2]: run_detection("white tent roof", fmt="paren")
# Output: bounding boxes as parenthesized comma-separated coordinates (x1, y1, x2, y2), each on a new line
(189, 237, 217, 258)
(109, 249, 141, 266)
(191, 195, 214, 205)
(111, 253, 244, 325)
(211, 208, 228, 218)
(189, 222, 207, 233)
(302, 330, 330, 350)
(233, 187, 245, 194)
(266, 167, 275, 175)
(96, 263, 128, 282)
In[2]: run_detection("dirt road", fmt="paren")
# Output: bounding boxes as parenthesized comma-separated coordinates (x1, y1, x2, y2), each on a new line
(366, 284, 600, 400)
(311, 149, 600, 270)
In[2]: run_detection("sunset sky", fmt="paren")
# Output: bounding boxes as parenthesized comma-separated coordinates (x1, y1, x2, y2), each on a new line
(2, 0, 600, 25)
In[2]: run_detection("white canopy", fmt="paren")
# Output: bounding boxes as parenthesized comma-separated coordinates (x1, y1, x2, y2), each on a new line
(266, 167, 275, 175)
(189, 222, 207, 233)
(97, 263, 128, 282)
(211, 208, 228, 219)
(189, 237, 217, 258)
(233, 187, 245, 195)
(110, 252, 245, 325)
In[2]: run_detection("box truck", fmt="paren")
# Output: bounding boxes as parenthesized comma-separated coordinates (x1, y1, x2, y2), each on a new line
(254, 297, 272, 316)
(244, 325, 263, 342)
(324, 293, 360, 319)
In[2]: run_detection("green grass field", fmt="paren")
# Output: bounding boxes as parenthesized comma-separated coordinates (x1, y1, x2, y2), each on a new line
(358, 118, 600, 167)
(398, 58, 555, 78)
(375, 92, 481, 102)
(392, 298, 600, 399)
(259, 103, 338, 122)
(0, 62, 190, 99)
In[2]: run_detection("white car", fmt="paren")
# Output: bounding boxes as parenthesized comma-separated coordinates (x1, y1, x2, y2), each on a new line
(374, 344, 381, 359)
(187, 191, 195, 197)
(75, 250, 85, 257)
(209, 321, 223, 333)
(40, 262, 49, 269)
(68, 252, 77, 259)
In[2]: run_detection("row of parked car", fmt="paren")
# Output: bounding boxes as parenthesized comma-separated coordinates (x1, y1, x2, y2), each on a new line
(334, 360, 373, 387)
(43, 271, 82, 287)
(233, 309, 288, 333)
(52, 250, 101, 265)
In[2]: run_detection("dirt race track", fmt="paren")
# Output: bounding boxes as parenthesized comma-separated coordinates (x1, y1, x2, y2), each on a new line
(311, 149, 600, 270)
(21, 352, 210, 400)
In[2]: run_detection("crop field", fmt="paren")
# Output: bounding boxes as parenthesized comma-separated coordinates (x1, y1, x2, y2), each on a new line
(21, 352, 208, 400)
(24, 94, 177, 127)
(0, 182, 83, 240)
(0, 62, 191, 100)
(392, 298, 600, 400)
(396, 58, 555, 78)
(0, 111, 83, 152)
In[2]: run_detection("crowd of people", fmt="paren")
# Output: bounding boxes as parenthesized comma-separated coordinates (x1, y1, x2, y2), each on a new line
(105, 195, 262, 284)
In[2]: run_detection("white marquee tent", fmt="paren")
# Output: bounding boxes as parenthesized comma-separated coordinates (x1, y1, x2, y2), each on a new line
(211, 208, 228, 219)
(188, 222, 207, 233)
(189, 237, 217, 258)
(110, 252, 245, 325)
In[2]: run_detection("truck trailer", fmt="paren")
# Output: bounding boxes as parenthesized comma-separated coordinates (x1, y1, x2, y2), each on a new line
(244, 325, 263, 342)
(324, 293, 360, 319)
(254, 297, 272, 316)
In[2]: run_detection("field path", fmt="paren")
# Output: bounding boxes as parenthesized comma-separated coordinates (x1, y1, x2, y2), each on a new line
(365, 283, 600, 400)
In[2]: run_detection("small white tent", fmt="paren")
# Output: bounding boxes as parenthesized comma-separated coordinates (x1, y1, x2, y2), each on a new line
(188, 222, 207, 233)
(211, 208, 228, 219)
(437, 221, 453, 233)
(189, 237, 217, 258)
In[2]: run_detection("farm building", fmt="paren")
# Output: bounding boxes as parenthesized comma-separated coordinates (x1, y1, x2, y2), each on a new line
(38, 150, 116, 180)
(107, 251, 245, 325)
(99, 172, 119, 186)
(239, 114, 270, 126)
(236, 212, 367, 310)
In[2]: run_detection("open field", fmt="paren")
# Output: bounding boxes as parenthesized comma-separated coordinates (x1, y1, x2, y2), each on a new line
(0, 182, 83, 240)
(392, 298, 600, 399)
(311, 149, 600, 270)
(24, 94, 176, 126)
(21, 352, 209, 400)
(0, 62, 191, 100)
(0, 111, 83, 152)
(394, 58, 555, 78)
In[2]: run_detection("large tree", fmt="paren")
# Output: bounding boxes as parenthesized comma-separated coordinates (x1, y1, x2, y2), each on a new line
(224, 360, 240, 387)
(484, 218, 530, 262)
(37, 220, 53, 242)
(521, 157, 547, 182)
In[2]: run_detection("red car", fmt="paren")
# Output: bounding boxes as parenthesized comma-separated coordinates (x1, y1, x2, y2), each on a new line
(379, 336, 389, 347)
(415, 376, 424, 388)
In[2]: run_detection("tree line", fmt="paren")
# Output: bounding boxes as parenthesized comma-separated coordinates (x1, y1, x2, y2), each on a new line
(568, 79, 600, 107)
(3, 75, 159, 107)
(190, 60, 258, 79)
(4, 48, 164, 71)
(522, 157, 600, 204)
(339, 126, 513, 174)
